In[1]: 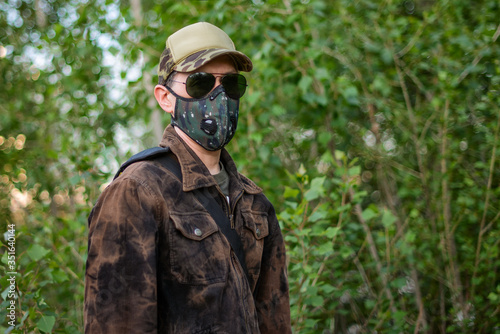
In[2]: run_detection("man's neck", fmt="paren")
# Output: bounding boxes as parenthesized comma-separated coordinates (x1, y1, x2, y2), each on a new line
(174, 126, 221, 175)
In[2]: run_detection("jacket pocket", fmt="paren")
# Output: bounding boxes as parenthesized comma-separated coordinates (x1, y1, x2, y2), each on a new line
(241, 211, 269, 287)
(169, 211, 228, 285)
(242, 211, 269, 240)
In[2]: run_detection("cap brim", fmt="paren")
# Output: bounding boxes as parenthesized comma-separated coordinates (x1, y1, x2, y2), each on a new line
(173, 48, 253, 73)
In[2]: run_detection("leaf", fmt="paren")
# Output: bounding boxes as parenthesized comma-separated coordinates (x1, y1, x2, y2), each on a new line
(270, 104, 285, 116)
(298, 75, 313, 95)
(361, 208, 377, 221)
(381, 48, 393, 64)
(393, 310, 407, 323)
(405, 231, 416, 243)
(340, 246, 354, 259)
(382, 209, 397, 227)
(487, 292, 498, 302)
(391, 277, 407, 289)
(307, 295, 324, 307)
(320, 284, 336, 294)
(69, 175, 80, 186)
(371, 74, 391, 96)
(317, 242, 332, 255)
(318, 132, 332, 146)
(27, 244, 50, 261)
(37, 315, 56, 333)
(304, 318, 318, 329)
(1, 250, 9, 265)
(308, 210, 327, 222)
(304, 177, 326, 201)
(365, 299, 376, 309)
(340, 85, 359, 105)
(348, 165, 361, 176)
(325, 227, 340, 238)
(334, 150, 346, 161)
(52, 269, 69, 283)
(283, 186, 300, 199)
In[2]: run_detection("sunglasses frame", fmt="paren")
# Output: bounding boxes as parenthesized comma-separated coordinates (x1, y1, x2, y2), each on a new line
(172, 72, 247, 99)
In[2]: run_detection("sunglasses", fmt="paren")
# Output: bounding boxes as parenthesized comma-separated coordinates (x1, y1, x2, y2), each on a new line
(172, 72, 247, 99)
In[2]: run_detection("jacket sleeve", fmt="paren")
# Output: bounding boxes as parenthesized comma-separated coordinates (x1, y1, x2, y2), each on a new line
(84, 176, 160, 334)
(254, 204, 292, 334)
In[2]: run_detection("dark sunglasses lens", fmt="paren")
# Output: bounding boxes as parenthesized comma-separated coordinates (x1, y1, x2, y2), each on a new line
(185, 72, 216, 98)
(222, 74, 247, 99)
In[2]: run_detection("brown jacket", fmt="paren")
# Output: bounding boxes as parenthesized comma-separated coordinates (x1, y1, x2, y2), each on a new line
(84, 125, 291, 333)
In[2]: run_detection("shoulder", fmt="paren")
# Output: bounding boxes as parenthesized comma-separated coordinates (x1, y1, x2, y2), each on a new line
(116, 154, 181, 188)
(237, 172, 277, 215)
(94, 161, 163, 205)
(118, 160, 165, 182)
(96, 159, 179, 208)
(88, 162, 167, 228)
(238, 172, 263, 195)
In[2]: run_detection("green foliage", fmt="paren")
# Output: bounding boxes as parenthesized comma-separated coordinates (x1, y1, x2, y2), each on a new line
(1, 0, 499, 332)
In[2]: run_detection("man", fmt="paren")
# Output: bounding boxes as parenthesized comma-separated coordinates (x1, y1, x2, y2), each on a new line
(84, 22, 291, 333)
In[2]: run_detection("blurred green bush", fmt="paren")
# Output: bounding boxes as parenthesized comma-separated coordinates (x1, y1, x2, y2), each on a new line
(1, 0, 499, 332)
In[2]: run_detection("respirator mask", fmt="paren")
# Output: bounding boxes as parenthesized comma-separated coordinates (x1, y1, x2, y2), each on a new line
(166, 72, 247, 151)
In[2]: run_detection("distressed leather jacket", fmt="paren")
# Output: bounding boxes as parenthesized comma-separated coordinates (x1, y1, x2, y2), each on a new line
(84, 125, 291, 333)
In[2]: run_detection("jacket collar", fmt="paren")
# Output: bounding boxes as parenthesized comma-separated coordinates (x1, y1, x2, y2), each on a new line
(159, 125, 262, 196)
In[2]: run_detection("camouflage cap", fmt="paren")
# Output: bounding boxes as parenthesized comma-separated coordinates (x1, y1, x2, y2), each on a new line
(158, 22, 253, 86)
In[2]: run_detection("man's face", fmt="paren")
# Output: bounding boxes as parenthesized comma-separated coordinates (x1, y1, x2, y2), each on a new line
(167, 55, 238, 103)
(162, 54, 242, 152)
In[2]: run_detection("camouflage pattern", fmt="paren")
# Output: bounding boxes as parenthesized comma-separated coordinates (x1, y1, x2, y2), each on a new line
(158, 47, 173, 86)
(168, 85, 239, 151)
(158, 47, 253, 86)
(84, 125, 292, 333)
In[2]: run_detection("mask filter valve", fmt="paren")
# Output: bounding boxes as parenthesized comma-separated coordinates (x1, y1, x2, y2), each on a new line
(200, 118, 218, 135)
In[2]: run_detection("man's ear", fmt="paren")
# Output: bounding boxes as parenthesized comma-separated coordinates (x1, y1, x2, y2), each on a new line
(154, 85, 174, 115)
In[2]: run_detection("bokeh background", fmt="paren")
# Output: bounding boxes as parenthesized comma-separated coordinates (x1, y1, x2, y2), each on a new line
(1, 0, 499, 333)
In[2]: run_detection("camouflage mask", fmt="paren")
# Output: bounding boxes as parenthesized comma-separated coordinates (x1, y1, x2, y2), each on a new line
(166, 85, 239, 151)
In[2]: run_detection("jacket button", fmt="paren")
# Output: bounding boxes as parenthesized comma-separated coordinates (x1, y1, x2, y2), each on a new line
(256, 228, 261, 237)
(194, 228, 202, 236)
